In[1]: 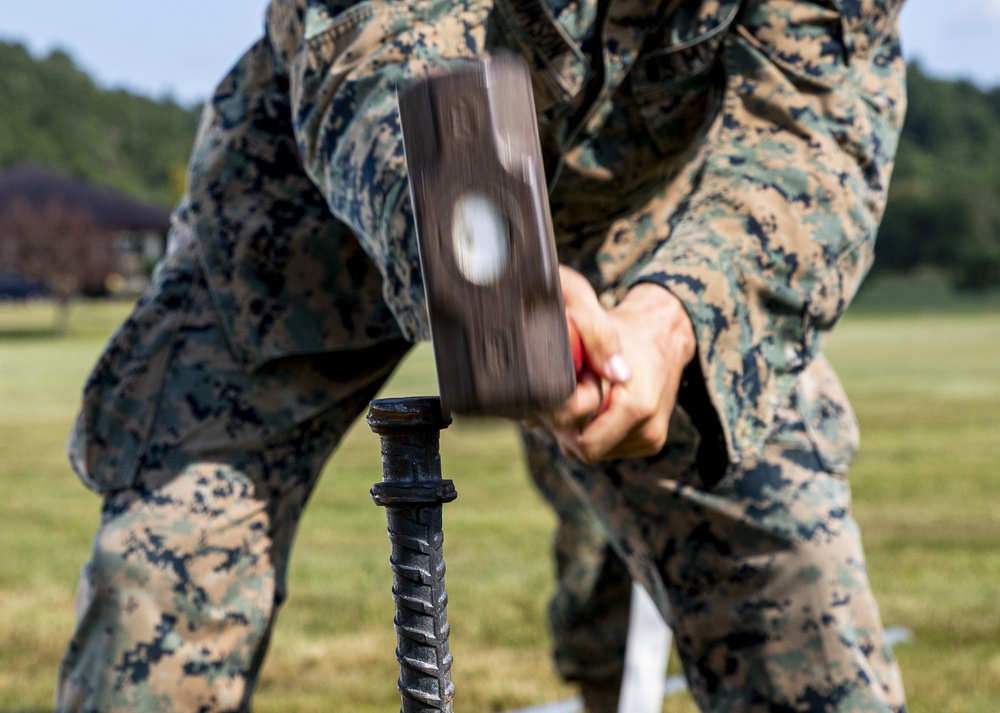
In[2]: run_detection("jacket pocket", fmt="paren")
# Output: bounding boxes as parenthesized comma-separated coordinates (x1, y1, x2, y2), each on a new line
(487, 0, 591, 113)
(630, 0, 740, 157)
(69, 235, 196, 493)
(756, 355, 859, 477)
(797, 355, 860, 474)
(829, 0, 905, 62)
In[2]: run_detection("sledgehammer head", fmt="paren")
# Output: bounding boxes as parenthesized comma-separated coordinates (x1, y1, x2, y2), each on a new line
(398, 54, 576, 418)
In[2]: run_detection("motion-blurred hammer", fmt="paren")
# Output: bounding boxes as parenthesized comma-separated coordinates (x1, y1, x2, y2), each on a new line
(398, 53, 583, 418)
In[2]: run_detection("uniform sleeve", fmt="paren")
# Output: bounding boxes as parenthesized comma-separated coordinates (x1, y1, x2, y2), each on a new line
(265, 0, 492, 341)
(632, 0, 907, 462)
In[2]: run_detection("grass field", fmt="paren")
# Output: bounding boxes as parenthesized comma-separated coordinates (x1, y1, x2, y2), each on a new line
(1, 285, 998, 713)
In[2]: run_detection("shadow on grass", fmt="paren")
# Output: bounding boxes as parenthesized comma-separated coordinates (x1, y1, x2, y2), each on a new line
(0, 327, 63, 340)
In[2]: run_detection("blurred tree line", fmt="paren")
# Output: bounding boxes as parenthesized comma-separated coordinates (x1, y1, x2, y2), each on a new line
(879, 63, 1000, 290)
(0, 41, 199, 208)
(1, 41, 999, 289)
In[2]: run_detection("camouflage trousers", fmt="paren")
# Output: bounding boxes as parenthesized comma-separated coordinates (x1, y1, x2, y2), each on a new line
(59, 240, 904, 712)
(57, 246, 411, 712)
(523, 399, 907, 712)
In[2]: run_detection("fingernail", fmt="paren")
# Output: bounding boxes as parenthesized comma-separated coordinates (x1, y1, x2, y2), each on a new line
(606, 354, 632, 383)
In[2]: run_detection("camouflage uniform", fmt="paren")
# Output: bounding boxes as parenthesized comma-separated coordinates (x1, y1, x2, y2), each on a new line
(59, 0, 908, 711)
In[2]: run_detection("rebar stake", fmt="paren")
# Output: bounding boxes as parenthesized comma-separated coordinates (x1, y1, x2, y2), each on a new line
(368, 396, 457, 713)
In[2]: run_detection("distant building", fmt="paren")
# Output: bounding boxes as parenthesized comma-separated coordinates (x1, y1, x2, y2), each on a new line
(0, 163, 171, 296)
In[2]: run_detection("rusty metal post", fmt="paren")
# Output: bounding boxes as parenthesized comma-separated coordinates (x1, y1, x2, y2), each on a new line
(368, 396, 458, 713)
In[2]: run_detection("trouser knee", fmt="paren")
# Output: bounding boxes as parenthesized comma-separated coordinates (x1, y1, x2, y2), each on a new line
(661, 454, 905, 712)
(58, 465, 281, 713)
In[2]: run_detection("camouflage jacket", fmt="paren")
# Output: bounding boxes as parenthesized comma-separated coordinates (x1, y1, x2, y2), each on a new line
(184, 0, 906, 467)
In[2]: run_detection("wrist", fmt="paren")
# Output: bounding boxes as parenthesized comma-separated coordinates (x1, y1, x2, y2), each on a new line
(616, 283, 697, 366)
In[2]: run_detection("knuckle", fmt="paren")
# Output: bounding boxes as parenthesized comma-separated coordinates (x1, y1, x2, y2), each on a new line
(639, 420, 668, 454)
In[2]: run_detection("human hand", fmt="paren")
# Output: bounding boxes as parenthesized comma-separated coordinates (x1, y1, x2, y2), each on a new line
(536, 266, 697, 463)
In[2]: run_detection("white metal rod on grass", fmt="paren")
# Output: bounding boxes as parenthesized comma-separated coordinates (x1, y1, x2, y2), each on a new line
(618, 582, 672, 713)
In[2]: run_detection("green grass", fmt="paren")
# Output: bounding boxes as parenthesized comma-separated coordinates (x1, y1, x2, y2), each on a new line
(2, 291, 999, 712)
(852, 269, 1000, 314)
(824, 309, 1000, 713)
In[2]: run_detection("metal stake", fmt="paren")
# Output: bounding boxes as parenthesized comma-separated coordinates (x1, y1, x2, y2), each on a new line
(368, 396, 458, 713)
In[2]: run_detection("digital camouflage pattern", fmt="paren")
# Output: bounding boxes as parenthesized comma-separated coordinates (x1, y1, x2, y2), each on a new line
(61, 234, 410, 711)
(526, 441, 632, 691)
(61, 0, 908, 710)
(523, 379, 906, 711)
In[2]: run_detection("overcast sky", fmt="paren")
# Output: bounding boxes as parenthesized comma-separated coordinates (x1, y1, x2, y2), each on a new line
(1, 2, 998, 105)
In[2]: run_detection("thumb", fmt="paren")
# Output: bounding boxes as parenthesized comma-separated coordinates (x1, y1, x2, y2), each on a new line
(559, 266, 631, 385)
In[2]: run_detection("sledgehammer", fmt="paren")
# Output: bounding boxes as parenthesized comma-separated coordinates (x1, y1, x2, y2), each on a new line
(398, 53, 589, 419)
